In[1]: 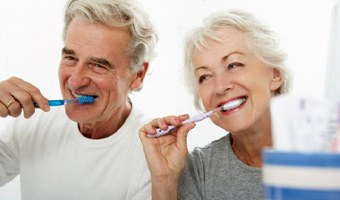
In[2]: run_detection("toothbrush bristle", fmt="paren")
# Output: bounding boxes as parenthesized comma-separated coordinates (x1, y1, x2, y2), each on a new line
(77, 95, 96, 104)
(221, 98, 246, 111)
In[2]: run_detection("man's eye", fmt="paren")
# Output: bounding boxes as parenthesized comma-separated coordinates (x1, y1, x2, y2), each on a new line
(89, 63, 110, 74)
(64, 55, 76, 60)
(62, 55, 78, 65)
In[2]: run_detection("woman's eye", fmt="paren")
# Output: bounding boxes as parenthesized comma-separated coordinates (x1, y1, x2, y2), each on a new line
(198, 74, 210, 84)
(227, 62, 244, 70)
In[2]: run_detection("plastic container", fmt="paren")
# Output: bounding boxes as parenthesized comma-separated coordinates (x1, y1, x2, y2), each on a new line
(262, 149, 340, 200)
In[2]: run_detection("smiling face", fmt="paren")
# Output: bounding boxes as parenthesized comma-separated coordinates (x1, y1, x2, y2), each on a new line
(58, 17, 145, 126)
(193, 26, 283, 134)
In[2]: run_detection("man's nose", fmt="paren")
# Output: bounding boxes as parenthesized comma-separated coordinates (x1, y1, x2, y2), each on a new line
(68, 64, 91, 89)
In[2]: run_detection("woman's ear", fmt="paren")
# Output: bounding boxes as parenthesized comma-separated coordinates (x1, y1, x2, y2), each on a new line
(130, 63, 149, 90)
(270, 68, 283, 91)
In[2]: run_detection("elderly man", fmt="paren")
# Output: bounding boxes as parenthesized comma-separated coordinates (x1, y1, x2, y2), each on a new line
(0, 0, 157, 199)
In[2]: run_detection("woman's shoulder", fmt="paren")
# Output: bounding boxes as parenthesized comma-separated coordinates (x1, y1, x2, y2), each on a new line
(190, 134, 231, 159)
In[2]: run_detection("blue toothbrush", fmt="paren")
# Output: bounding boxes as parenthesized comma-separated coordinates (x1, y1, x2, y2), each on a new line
(33, 95, 96, 108)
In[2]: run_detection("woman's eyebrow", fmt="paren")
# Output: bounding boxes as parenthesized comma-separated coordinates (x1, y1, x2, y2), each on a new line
(222, 51, 245, 61)
(194, 51, 245, 71)
(195, 65, 209, 72)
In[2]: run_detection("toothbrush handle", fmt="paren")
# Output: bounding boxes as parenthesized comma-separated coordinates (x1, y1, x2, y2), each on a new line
(148, 111, 213, 138)
(33, 100, 65, 108)
(182, 110, 213, 124)
(148, 125, 177, 138)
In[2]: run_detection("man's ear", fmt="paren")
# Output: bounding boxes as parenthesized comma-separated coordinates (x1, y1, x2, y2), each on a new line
(270, 68, 283, 92)
(130, 63, 149, 90)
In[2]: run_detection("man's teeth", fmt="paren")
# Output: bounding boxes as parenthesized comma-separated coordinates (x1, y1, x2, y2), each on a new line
(221, 98, 246, 111)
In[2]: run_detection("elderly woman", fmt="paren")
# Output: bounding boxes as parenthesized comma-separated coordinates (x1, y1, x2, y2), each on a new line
(139, 9, 291, 200)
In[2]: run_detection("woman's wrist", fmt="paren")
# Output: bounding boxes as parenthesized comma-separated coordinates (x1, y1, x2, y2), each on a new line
(151, 176, 179, 200)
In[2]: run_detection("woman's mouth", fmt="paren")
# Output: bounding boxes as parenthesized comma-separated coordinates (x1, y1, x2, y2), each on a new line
(220, 97, 246, 112)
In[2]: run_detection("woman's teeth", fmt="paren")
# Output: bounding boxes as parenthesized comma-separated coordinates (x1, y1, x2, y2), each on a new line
(221, 98, 246, 111)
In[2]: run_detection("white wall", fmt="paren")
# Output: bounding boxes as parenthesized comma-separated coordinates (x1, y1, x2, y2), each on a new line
(0, 0, 336, 198)
(325, 1, 340, 100)
(134, 0, 335, 148)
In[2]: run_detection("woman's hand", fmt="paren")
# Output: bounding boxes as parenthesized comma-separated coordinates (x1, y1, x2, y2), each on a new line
(139, 115, 195, 200)
(0, 76, 50, 118)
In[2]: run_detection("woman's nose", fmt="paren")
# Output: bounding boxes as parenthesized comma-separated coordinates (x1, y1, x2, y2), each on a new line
(214, 74, 233, 95)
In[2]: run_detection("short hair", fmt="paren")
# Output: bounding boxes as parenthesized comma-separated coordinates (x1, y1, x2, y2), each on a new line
(183, 9, 292, 111)
(63, 0, 158, 73)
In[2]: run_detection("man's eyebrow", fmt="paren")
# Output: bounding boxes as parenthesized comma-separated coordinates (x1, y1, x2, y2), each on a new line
(89, 57, 114, 69)
(61, 47, 75, 55)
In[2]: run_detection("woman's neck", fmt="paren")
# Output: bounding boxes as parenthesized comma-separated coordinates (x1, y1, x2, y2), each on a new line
(230, 128, 272, 167)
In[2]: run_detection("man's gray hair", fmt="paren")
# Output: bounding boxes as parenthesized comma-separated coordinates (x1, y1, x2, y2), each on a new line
(63, 0, 158, 73)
